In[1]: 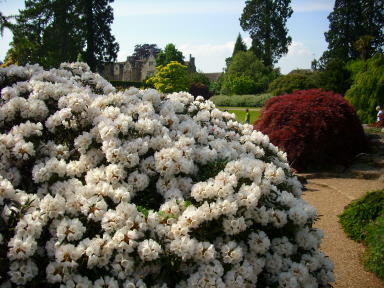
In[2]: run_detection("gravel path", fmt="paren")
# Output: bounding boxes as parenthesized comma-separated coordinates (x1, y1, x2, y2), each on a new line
(302, 178, 384, 288)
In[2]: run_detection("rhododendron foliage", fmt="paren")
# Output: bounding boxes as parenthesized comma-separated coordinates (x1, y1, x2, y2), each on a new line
(0, 64, 334, 287)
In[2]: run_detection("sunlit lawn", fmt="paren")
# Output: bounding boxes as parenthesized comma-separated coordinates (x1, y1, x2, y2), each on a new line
(218, 108, 261, 124)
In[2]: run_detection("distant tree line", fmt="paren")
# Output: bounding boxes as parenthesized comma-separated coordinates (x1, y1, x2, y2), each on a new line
(215, 0, 383, 105)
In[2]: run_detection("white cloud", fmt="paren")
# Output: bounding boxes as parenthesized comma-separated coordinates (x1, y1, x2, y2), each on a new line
(117, 49, 133, 62)
(179, 41, 235, 73)
(286, 41, 312, 57)
(277, 41, 313, 74)
(178, 37, 256, 73)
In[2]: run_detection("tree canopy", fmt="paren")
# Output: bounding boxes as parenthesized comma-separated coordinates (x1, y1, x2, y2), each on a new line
(345, 53, 384, 123)
(131, 44, 161, 61)
(83, 0, 119, 71)
(225, 33, 248, 67)
(8, 0, 119, 70)
(0, 11, 15, 37)
(322, 0, 384, 63)
(233, 33, 247, 56)
(240, 0, 293, 66)
(268, 72, 318, 96)
(146, 61, 189, 93)
(221, 50, 279, 94)
(155, 43, 184, 66)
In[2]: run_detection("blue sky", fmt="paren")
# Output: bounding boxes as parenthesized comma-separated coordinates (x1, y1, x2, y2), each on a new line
(0, 0, 334, 74)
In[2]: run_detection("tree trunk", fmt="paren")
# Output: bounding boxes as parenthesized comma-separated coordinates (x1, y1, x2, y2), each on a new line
(85, 0, 96, 71)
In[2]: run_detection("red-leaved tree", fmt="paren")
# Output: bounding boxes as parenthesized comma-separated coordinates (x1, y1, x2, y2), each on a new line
(189, 83, 212, 100)
(254, 89, 368, 171)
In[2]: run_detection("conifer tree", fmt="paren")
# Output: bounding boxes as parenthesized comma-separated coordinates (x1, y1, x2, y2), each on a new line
(9, 0, 119, 70)
(232, 33, 247, 56)
(82, 0, 119, 71)
(225, 33, 248, 67)
(9, 0, 83, 67)
(323, 0, 384, 63)
(240, 0, 293, 66)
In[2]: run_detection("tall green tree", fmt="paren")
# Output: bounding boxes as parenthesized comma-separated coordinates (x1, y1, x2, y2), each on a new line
(226, 33, 248, 67)
(324, 0, 365, 62)
(240, 0, 293, 66)
(10, 0, 84, 67)
(233, 33, 247, 56)
(82, 0, 119, 71)
(221, 50, 279, 94)
(10, 0, 118, 70)
(323, 0, 384, 63)
(131, 44, 161, 61)
(156, 43, 184, 66)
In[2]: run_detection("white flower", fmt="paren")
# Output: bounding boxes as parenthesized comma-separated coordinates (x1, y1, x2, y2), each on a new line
(8, 260, 38, 285)
(248, 231, 270, 255)
(12, 141, 35, 159)
(94, 276, 119, 288)
(221, 241, 243, 264)
(39, 194, 66, 219)
(0, 63, 332, 287)
(137, 239, 162, 261)
(74, 132, 93, 154)
(55, 244, 82, 267)
(56, 218, 86, 242)
(194, 241, 216, 262)
(8, 235, 37, 260)
(271, 237, 296, 256)
(223, 216, 247, 235)
(128, 170, 149, 191)
(81, 196, 108, 221)
(105, 164, 126, 184)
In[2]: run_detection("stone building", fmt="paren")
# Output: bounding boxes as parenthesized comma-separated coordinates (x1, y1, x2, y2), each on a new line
(99, 50, 196, 82)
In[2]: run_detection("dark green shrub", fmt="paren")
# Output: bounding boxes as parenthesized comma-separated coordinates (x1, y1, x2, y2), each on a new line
(228, 75, 257, 95)
(339, 190, 384, 242)
(363, 214, 384, 280)
(268, 72, 318, 96)
(316, 58, 352, 95)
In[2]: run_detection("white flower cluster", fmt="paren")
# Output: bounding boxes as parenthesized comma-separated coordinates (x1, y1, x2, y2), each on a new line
(0, 63, 334, 287)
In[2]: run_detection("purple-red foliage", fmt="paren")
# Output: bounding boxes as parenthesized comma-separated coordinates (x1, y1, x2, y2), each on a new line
(254, 89, 368, 171)
(189, 83, 212, 100)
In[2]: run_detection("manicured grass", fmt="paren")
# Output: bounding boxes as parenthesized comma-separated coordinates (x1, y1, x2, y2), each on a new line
(219, 108, 260, 124)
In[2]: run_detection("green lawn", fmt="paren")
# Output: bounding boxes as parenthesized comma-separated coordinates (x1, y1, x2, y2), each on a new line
(219, 108, 261, 124)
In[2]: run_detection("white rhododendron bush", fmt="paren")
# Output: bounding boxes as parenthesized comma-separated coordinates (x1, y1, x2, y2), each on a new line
(0, 63, 334, 288)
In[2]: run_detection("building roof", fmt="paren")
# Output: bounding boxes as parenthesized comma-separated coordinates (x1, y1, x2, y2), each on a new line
(204, 73, 223, 81)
